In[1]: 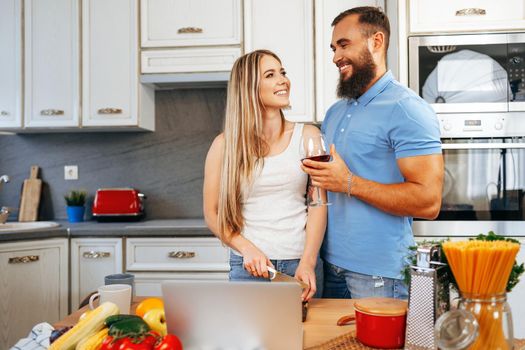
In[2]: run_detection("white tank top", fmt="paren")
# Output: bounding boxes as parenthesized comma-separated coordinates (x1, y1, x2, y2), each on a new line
(237, 123, 308, 259)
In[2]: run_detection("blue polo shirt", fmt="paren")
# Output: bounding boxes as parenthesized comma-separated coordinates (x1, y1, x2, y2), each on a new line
(321, 71, 442, 279)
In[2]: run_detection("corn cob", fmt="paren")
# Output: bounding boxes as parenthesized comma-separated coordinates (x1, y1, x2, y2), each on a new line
(49, 302, 119, 350)
(75, 327, 109, 350)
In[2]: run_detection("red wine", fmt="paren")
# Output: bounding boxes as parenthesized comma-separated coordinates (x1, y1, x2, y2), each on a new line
(302, 154, 331, 162)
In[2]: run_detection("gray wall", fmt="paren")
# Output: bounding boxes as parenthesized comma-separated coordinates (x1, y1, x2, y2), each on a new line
(0, 89, 226, 220)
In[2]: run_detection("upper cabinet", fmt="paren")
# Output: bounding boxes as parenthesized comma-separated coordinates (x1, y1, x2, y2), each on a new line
(82, 0, 153, 129)
(0, 0, 154, 132)
(141, 0, 241, 47)
(24, 0, 80, 128)
(409, 0, 525, 34)
(0, 0, 22, 129)
(140, 0, 242, 75)
(244, 0, 315, 123)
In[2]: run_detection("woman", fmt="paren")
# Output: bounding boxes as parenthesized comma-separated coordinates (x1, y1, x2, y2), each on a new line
(203, 50, 326, 301)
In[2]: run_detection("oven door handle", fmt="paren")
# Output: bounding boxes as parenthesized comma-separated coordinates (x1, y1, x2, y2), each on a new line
(442, 143, 525, 150)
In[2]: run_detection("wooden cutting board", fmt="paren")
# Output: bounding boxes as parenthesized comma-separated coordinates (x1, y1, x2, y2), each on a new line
(18, 165, 42, 222)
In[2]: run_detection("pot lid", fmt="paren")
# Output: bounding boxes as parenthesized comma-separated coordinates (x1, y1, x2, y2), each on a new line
(353, 297, 407, 316)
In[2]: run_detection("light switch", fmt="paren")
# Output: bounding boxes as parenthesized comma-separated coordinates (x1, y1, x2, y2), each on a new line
(64, 165, 78, 180)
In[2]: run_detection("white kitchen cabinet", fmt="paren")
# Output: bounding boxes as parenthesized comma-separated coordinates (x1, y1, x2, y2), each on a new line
(70, 238, 123, 310)
(507, 238, 525, 338)
(244, 0, 315, 123)
(126, 237, 229, 296)
(82, 0, 154, 129)
(314, 0, 385, 122)
(0, 0, 22, 129)
(141, 0, 241, 48)
(409, 0, 525, 34)
(0, 239, 68, 349)
(24, 0, 80, 128)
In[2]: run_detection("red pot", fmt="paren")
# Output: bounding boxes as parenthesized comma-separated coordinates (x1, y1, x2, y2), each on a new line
(354, 297, 408, 349)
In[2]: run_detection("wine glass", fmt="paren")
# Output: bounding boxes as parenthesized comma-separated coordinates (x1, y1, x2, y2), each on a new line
(300, 134, 331, 207)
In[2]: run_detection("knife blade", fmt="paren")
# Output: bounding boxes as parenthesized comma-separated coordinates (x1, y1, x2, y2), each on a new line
(267, 266, 309, 290)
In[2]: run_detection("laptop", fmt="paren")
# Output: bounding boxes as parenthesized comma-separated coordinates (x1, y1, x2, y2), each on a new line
(161, 280, 303, 350)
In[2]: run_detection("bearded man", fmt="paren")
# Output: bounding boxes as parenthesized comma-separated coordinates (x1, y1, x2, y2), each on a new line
(301, 6, 444, 299)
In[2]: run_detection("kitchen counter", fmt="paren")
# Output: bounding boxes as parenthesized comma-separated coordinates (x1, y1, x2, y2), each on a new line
(0, 218, 212, 242)
(54, 297, 355, 349)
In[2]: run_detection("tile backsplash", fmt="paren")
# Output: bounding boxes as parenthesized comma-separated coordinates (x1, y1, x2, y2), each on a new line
(0, 88, 226, 220)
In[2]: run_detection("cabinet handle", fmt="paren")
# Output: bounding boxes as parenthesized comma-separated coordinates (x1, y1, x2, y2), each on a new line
(168, 251, 196, 259)
(177, 27, 203, 34)
(0, 111, 8, 116)
(40, 109, 64, 116)
(83, 251, 111, 259)
(98, 108, 123, 115)
(8, 255, 39, 264)
(455, 8, 486, 16)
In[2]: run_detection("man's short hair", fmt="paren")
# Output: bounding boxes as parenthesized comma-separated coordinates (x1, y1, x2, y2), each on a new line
(332, 6, 390, 52)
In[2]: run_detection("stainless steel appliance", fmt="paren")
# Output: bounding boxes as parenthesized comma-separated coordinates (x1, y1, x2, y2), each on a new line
(409, 33, 525, 138)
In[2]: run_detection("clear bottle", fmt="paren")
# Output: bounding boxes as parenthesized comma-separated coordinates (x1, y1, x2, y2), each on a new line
(459, 292, 514, 350)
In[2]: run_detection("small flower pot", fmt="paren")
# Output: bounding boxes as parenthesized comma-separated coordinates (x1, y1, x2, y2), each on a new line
(67, 206, 85, 223)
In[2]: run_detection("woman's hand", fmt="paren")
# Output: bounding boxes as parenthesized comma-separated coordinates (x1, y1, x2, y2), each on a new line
(295, 260, 317, 301)
(241, 244, 274, 278)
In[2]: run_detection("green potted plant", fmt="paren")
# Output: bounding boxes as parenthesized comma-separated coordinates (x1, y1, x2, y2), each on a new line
(64, 190, 87, 222)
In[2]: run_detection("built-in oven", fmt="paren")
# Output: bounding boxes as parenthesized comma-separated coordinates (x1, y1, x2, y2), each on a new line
(408, 33, 525, 238)
(438, 138, 525, 221)
(409, 33, 525, 138)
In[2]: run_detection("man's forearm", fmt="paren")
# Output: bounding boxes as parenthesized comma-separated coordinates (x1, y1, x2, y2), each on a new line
(350, 174, 441, 219)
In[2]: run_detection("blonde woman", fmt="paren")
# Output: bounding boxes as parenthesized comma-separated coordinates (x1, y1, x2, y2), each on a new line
(203, 50, 326, 301)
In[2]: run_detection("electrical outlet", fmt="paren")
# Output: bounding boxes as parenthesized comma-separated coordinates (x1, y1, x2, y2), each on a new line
(64, 165, 78, 180)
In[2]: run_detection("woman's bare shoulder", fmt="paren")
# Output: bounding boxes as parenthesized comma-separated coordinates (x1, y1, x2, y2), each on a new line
(302, 124, 321, 137)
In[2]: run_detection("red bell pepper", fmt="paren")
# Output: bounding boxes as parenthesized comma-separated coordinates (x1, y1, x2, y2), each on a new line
(154, 334, 183, 350)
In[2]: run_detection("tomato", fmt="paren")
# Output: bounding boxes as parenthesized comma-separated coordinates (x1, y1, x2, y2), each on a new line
(100, 335, 123, 350)
(119, 338, 154, 350)
(135, 297, 164, 318)
(154, 334, 183, 350)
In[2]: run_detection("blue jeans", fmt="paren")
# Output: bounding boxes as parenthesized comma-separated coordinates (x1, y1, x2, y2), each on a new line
(229, 252, 324, 298)
(323, 261, 408, 300)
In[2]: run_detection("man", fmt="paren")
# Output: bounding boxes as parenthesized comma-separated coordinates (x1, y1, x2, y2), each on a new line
(302, 7, 443, 299)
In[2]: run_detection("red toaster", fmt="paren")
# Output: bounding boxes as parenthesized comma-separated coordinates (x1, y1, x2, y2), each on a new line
(92, 188, 145, 221)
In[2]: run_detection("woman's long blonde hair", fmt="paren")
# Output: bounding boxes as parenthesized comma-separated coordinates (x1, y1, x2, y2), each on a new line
(217, 49, 285, 242)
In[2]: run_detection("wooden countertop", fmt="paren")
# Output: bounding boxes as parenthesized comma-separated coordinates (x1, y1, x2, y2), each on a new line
(55, 297, 356, 349)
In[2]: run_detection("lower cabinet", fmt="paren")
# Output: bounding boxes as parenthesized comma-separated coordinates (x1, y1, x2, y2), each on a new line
(70, 238, 123, 310)
(126, 237, 229, 296)
(0, 238, 68, 349)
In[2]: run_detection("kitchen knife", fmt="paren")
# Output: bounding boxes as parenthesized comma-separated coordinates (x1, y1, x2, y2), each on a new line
(267, 266, 309, 290)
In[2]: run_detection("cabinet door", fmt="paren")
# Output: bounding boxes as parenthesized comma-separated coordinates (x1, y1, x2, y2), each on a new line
(507, 238, 525, 338)
(141, 0, 241, 48)
(70, 238, 123, 310)
(24, 0, 80, 128)
(314, 0, 384, 122)
(409, 0, 525, 33)
(82, 0, 138, 127)
(245, 0, 315, 123)
(0, 0, 22, 129)
(0, 239, 68, 349)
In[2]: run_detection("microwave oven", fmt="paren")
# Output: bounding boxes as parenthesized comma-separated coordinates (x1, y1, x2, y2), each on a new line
(409, 33, 525, 138)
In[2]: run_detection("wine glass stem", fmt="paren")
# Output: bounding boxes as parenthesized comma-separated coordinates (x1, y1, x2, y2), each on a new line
(315, 186, 322, 205)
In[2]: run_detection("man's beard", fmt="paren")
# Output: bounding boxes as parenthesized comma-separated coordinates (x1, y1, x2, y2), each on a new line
(337, 47, 376, 100)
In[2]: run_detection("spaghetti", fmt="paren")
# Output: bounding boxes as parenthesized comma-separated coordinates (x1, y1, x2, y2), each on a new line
(443, 240, 520, 350)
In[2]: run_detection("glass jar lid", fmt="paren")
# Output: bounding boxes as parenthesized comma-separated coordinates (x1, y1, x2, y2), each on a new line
(434, 309, 479, 350)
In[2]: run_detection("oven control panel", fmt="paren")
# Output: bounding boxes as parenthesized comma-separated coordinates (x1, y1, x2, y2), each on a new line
(438, 114, 525, 138)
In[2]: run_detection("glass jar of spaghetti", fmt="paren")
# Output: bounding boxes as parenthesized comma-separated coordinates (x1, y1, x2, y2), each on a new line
(459, 292, 514, 350)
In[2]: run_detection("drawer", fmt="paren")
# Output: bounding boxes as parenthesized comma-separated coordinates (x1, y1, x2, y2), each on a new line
(126, 237, 229, 271)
